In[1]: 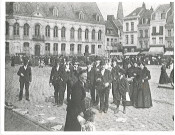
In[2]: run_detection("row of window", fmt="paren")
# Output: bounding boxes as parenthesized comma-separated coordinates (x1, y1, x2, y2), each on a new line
(152, 13, 166, 20)
(152, 37, 163, 44)
(152, 26, 163, 35)
(126, 22, 134, 31)
(6, 22, 102, 41)
(139, 29, 149, 38)
(17, 42, 102, 54)
(125, 35, 134, 44)
(139, 40, 148, 49)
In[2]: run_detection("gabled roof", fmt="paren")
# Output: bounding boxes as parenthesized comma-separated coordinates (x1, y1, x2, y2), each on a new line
(6, 2, 105, 25)
(126, 7, 143, 17)
(155, 4, 170, 13)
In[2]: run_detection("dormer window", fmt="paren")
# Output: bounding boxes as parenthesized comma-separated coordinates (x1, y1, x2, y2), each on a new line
(53, 7, 59, 16)
(14, 3, 20, 12)
(79, 11, 84, 20)
(96, 14, 100, 21)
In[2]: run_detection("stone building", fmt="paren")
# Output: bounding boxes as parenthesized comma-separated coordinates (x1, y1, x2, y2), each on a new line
(105, 2, 123, 57)
(123, 3, 147, 53)
(165, 3, 174, 51)
(5, 2, 105, 56)
(137, 7, 153, 51)
(150, 2, 174, 54)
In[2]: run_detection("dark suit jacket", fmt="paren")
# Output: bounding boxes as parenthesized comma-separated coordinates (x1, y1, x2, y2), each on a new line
(49, 66, 66, 86)
(95, 69, 112, 90)
(118, 76, 130, 94)
(111, 65, 120, 82)
(17, 65, 32, 82)
(87, 67, 95, 85)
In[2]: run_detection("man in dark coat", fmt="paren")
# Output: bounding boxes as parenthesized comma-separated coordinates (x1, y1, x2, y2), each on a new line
(49, 59, 67, 106)
(93, 59, 101, 106)
(64, 60, 74, 103)
(95, 60, 112, 113)
(17, 58, 32, 101)
(87, 61, 95, 105)
(64, 70, 87, 131)
(114, 69, 129, 114)
(111, 60, 120, 104)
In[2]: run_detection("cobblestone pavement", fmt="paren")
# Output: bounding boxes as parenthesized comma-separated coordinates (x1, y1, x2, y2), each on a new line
(5, 64, 174, 131)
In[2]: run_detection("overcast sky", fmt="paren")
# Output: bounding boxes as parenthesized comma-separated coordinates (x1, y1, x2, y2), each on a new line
(97, 0, 172, 20)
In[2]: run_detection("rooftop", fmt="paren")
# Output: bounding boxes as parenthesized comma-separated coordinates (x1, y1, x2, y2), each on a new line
(6, 2, 105, 25)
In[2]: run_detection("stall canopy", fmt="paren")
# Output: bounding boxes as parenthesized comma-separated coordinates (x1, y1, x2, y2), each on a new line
(148, 47, 164, 55)
(124, 52, 140, 56)
(164, 51, 174, 56)
(110, 52, 123, 56)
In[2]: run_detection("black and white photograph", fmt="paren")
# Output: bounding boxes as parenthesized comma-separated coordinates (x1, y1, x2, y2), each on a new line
(0, 0, 174, 133)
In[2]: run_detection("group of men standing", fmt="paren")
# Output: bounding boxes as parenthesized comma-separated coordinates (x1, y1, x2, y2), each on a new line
(17, 55, 153, 114)
(48, 57, 130, 114)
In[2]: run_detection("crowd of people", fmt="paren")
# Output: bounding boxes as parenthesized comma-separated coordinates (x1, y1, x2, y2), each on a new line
(14, 54, 174, 131)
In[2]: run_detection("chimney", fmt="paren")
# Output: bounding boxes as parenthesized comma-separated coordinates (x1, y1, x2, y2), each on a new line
(142, 2, 146, 9)
(170, 2, 174, 13)
(107, 15, 115, 21)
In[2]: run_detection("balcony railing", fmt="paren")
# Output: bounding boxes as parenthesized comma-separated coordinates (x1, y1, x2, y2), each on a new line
(32, 35, 45, 42)
(152, 32, 163, 36)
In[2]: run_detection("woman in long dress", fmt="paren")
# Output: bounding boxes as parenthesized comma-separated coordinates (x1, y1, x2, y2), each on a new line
(135, 63, 152, 108)
(159, 63, 170, 84)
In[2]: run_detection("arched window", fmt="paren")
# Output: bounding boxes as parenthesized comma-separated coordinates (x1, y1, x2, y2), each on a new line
(23, 42, 29, 54)
(6, 21, 9, 35)
(70, 27, 75, 39)
(24, 23, 29, 36)
(70, 44, 74, 54)
(78, 28, 82, 40)
(92, 29, 95, 40)
(98, 30, 102, 41)
(45, 43, 50, 55)
(13, 22, 19, 36)
(79, 12, 84, 20)
(61, 27, 66, 38)
(61, 43, 66, 54)
(35, 24, 40, 36)
(53, 26, 58, 37)
(45, 25, 50, 37)
(85, 29, 89, 40)
(53, 7, 58, 16)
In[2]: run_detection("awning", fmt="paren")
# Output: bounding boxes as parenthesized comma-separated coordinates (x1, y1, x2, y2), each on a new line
(124, 52, 140, 56)
(148, 47, 164, 55)
(110, 52, 123, 56)
(164, 51, 174, 56)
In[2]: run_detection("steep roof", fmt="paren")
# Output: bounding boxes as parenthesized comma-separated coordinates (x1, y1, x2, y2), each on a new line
(155, 4, 170, 13)
(6, 2, 105, 25)
(105, 20, 118, 36)
(138, 9, 153, 25)
(126, 7, 143, 17)
(113, 19, 123, 28)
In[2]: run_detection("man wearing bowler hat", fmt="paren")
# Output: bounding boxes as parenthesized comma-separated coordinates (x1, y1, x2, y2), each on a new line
(49, 58, 66, 106)
(17, 58, 32, 101)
